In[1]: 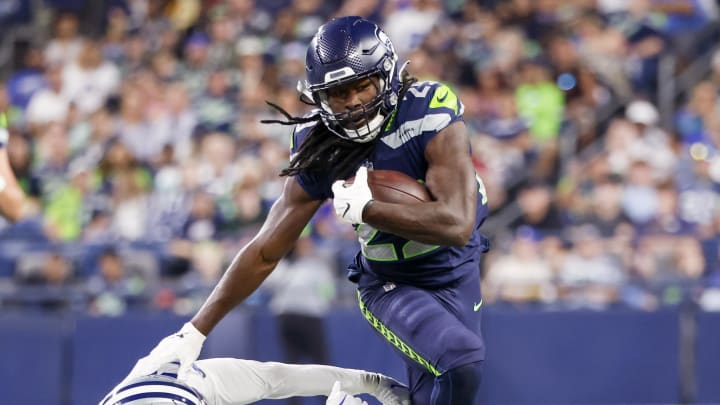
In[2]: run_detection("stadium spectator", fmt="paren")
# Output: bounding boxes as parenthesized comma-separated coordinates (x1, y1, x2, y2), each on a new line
(25, 64, 70, 129)
(559, 224, 626, 309)
(87, 247, 151, 316)
(179, 241, 226, 298)
(44, 160, 95, 241)
(194, 69, 237, 134)
(484, 226, 556, 305)
(6, 47, 46, 111)
(16, 251, 77, 311)
(62, 39, 121, 116)
(44, 12, 83, 67)
(262, 236, 337, 405)
(510, 180, 564, 237)
(675, 80, 719, 148)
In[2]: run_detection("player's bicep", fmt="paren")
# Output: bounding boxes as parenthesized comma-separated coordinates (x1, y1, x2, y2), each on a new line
(424, 122, 477, 213)
(253, 177, 324, 263)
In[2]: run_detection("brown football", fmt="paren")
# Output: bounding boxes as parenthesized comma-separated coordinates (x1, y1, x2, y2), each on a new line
(363, 169, 432, 203)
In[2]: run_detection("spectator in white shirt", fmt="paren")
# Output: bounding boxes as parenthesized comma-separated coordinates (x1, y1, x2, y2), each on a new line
(25, 64, 70, 128)
(44, 12, 84, 67)
(62, 40, 121, 116)
(484, 226, 556, 304)
(560, 224, 626, 309)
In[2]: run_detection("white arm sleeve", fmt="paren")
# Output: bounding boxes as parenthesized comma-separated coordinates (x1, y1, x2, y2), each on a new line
(184, 358, 376, 405)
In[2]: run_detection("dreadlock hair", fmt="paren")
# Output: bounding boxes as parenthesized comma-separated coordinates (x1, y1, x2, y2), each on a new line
(261, 70, 417, 181)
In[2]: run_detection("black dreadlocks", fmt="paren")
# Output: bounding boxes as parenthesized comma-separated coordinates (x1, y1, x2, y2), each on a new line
(261, 71, 417, 181)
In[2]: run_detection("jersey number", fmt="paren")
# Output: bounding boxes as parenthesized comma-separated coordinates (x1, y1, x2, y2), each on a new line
(357, 224, 440, 262)
(357, 174, 487, 261)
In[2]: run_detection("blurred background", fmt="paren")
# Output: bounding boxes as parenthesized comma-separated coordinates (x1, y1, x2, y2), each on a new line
(0, 0, 719, 404)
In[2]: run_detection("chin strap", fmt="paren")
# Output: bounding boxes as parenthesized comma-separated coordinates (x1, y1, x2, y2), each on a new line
(338, 112, 385, 143)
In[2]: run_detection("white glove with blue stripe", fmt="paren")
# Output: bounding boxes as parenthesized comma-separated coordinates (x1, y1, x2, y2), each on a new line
(326, 381, 368, 405)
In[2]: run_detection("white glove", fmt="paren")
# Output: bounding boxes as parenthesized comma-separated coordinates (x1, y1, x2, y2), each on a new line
(332, 166, 373, 224)
(123, 322, 206, 382)
(327, 381, 368, 405)
(370, 374, 411, 405)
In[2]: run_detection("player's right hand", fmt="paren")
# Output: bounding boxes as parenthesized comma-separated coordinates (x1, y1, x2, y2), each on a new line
(326, 381, 368, 405)
(123, 322, 206, 382)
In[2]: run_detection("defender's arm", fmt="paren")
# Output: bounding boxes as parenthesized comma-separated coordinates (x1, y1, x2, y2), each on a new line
(362, 121, 477, 247)
(188, 358, 409, 405)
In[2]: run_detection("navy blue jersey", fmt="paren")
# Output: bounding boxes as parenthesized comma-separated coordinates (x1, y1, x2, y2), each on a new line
(291, 81, 490, 286)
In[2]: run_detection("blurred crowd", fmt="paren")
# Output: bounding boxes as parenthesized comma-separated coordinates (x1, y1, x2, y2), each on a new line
(0, 0, 718, 316)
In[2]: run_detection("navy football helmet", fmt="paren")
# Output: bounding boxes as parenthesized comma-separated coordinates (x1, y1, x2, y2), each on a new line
(301, 16, 405, 143)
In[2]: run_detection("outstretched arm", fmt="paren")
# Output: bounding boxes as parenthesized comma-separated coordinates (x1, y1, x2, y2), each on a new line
(192, 177, 323, 335)
(122, 177, 322, 381)
(187, 359, 409, 405)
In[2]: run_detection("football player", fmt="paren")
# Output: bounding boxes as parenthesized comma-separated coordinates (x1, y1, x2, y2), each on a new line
(101, 358, 408, 405)
(122, 16, 489, 405)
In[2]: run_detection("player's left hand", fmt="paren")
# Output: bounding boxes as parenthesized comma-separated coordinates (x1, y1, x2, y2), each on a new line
(122, 322, 206, 383)
(326, 381, 368, 405)
(332, 166, 373, 225)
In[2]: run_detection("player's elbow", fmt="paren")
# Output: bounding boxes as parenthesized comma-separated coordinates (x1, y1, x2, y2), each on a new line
(446, 227, 472, 247)
(443, 218, 473, 247)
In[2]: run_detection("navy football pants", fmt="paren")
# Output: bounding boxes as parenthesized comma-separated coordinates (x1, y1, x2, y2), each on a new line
(357, 261, 484, 404)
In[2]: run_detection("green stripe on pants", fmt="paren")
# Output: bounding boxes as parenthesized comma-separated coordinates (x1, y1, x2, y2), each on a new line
(357, 291, 441, 376)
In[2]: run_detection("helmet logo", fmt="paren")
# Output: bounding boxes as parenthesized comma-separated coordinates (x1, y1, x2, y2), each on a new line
(324, 67, 356, 83)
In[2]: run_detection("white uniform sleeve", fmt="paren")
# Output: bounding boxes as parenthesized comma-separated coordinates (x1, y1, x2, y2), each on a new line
(183, 358, 376, 405)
